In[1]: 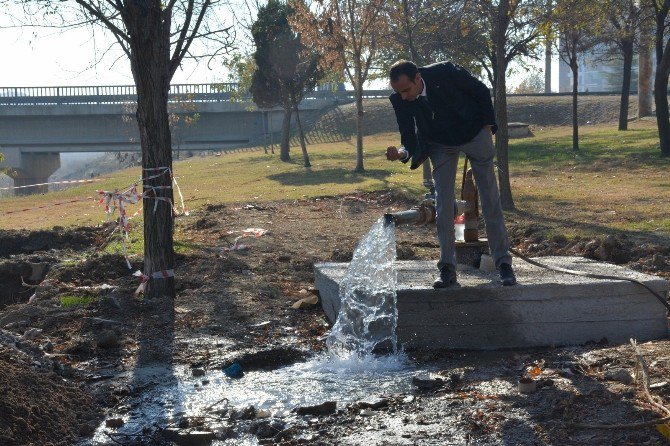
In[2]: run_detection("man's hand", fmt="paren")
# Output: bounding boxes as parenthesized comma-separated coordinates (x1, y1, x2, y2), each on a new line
(386, 145, 407, 161)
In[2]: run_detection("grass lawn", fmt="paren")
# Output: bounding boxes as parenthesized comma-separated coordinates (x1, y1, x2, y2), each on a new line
(1, 120, 669, 243)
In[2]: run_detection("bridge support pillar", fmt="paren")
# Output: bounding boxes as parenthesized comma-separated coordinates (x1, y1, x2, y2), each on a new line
(10, 152, 61, 195)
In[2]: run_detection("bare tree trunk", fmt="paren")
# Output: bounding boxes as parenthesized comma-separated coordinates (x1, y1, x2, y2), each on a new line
(655, 45, 670, 157)
(402, 0, 420, 63)
(493, 1, 514, 211)
(571, 62, 579, 151)
(619, 39, 634, 131)
(639, 11, 654, 117)
(354, 83, 365, 173)
(280, 107, 292, 162)
(127, 7, 175, 300)
(293, 101, 311, 168)
(544, 0, 553, 93)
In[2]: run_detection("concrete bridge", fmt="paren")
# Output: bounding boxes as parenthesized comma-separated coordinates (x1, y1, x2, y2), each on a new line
(0, 83, 390, 192)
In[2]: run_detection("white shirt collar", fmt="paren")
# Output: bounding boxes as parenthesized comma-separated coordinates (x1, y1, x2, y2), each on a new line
(420, 79, 427, 97)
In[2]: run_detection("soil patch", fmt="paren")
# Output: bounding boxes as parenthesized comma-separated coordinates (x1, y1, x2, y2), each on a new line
(0, 225, 110, 258)
(0, 345, 99, 446)
(0, 191, 668, 444)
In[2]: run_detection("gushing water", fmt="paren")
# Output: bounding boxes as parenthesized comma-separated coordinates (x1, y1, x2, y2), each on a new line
(326, 217, 398, 357)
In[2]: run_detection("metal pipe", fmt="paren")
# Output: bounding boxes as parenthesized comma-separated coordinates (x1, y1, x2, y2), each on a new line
(384, 202, 436, 227)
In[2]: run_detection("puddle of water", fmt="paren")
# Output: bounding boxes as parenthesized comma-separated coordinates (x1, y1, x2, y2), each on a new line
(89, 354, 421, 445)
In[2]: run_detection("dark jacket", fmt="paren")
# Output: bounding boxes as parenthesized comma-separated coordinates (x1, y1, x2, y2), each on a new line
(389, 62, 497, 170)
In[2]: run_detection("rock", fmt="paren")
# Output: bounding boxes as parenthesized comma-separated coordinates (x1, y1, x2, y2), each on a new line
(96, 330, 119, 349)
(250, 420, 285, 439)
(355, 397, 388, 410)
(396, 245, 415, 260)
(412, 374, 444, 391)
(360, 409, 375, 416)
(29, 262, 49, 282)
(594, 245, 609, 261)
(605, 368, 634, 385)
(551, 234, 568, 246)
(652, 254, 667, 268)
(402, 395, 415, 404)
(585, 238, 601, 253)
(518, 377, 537, 394)
(256, 409, 271, 419)
(41, 341, 54, 352)
(229, 406, 256, 420)
(295, 401, 337, 416)
(163, 429, 215, 446)
(602, 235, 618, 251)
(105, 418, 124, 428)
(23, 328, 42, 340)
(291, 295, 319, 309)
(192, 368, 206, 377)
(178, 417, 190, 428)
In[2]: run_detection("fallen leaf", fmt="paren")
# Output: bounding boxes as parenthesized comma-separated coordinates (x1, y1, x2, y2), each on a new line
(656, 423, 670, 441)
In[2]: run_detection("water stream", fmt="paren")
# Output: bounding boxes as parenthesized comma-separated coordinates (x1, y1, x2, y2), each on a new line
(327, 217, 399, 356)
(89, 217, 420, 445)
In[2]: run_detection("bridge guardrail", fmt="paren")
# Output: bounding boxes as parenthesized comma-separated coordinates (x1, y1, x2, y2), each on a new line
(0, 83, 635, 106)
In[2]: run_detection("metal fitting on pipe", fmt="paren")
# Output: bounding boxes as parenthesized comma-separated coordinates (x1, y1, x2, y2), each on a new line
(384, 202, 436, 227)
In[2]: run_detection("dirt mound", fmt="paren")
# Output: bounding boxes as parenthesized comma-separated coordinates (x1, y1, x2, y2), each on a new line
(49, 253, 137, 287)
(0, 225, 109, 258)
(0, 346, 98, 446)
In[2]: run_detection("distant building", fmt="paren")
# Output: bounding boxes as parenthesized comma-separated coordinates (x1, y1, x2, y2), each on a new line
(558, 43, 645, 93)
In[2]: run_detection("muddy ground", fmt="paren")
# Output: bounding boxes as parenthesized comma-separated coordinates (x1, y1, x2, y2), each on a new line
(0, 191, 669, 445)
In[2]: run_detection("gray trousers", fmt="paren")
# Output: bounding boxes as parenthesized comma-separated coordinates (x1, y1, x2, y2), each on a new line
(428, 128, 512, 270)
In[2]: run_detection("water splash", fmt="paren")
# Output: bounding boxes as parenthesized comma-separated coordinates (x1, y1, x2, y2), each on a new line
(326, 217, 398, 356)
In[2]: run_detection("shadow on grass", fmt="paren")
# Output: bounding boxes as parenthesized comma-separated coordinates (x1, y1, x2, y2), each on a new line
(267, 168, 392, 186)
(509, 127, 670, 169)
(511, 206, 670, 246)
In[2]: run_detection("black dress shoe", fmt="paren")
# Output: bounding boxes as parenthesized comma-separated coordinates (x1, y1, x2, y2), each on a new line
(499, 263, 517, 286)
(433, 266, 458, 289)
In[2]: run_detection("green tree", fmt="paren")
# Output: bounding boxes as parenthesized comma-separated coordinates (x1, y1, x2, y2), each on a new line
(251, 0, 322, 166)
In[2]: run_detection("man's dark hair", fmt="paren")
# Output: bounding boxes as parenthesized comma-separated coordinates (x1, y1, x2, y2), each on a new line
(389, 60, 418, 83)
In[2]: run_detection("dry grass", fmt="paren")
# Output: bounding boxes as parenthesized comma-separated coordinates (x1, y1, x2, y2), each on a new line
(1, 121, 668, 241)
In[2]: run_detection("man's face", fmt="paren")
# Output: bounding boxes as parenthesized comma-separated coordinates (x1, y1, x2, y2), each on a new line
(390, 73, 423, 102)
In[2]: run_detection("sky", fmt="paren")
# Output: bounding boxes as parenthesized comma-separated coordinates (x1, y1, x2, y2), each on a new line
(0, 3, 559, 91)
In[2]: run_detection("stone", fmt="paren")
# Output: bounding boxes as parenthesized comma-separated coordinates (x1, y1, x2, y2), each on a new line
(355, 397, 388, 410)
(96, 330, 119, 349)
(192, 368, 206, 377)
(250, 420, 285, 439)
(105, 418, 124, 428)
(291, 295, 319, 309)
(412, 375, 444, 391)
(605, 368, 634, 385)
(163, 429, 215, 446)
(360, 409, 375, 416)
(23, 328, 42, 339)
(29, 263, 49, 282)
(295, 401, 337, 416)
(314, 257, 669, 349)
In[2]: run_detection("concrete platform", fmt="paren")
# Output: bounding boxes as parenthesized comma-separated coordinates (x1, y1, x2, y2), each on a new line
(314, 256, 669, 349)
